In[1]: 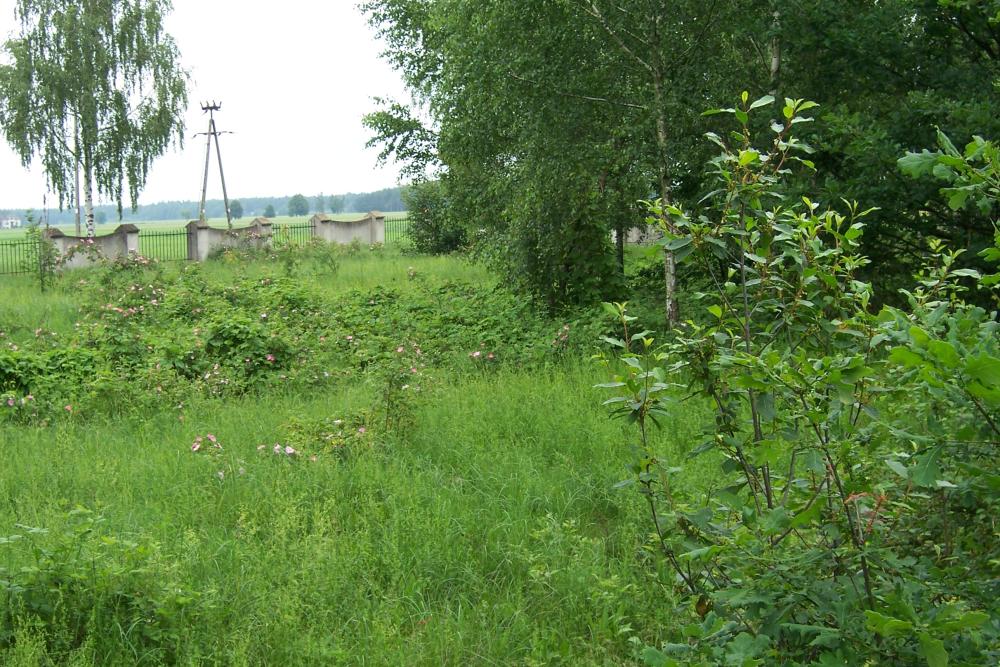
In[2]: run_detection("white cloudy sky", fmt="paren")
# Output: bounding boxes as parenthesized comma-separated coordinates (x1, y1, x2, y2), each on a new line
(0, 1, 411, 209)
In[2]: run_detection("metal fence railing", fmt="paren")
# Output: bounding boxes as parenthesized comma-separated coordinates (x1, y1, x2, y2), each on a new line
(385, 215, 410, 243)
(0, 238, 40, 276)
(139, 229, 189, 261)
(273, 221, 316, 245)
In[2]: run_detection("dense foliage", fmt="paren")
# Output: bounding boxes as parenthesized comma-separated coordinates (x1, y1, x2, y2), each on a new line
(402, 180, 466, 253)
(364, 0, 1000, 312)
(0, 245, 597, 429)
(286, 194, 310, 217)
(600, 95, 999, 665)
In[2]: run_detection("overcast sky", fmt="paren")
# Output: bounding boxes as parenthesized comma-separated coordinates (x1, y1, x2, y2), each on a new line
(0, 0, 411, 210)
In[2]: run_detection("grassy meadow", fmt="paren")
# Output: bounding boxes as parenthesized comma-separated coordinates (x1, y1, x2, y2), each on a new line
(0, 245, 706, 665)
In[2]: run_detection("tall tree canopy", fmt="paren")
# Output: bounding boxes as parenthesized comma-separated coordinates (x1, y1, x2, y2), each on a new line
(364, 0, 751, 311)
(366, 0, 1000, 310)
(0, 0, 188, 236)
(287, 194, 309, 216)
(776, 0, 1000, 282)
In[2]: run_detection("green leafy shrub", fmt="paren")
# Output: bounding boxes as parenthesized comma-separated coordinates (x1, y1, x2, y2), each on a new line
(600, 94, 999, 665)
(403, 180, 466, 254)
(0, 508, 208, 661)
(3, 247, 589, 423)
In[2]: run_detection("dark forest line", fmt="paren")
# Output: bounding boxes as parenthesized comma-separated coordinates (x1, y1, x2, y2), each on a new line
(0, 186, 406, 225)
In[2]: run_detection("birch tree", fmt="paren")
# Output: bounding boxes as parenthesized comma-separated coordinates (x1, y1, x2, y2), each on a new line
(0, 0, 188, 237)
(365, 0, 751, 311)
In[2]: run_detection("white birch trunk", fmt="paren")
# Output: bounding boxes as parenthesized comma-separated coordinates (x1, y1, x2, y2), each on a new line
(769, 9, 781, 96)
(83, 160, 95, 238)
(73, 115, 82, 236)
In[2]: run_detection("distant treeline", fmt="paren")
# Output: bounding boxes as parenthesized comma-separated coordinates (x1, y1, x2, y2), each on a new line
(1, 186, 406, 224)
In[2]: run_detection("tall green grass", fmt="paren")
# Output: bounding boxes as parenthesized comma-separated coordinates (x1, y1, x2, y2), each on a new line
(0, 253, 705, 664)
(0, 275, 80, 343)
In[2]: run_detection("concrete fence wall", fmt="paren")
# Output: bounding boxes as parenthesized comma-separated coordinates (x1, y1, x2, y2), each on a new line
(310, 212, 385, 245)
(186, 219, 272, 262)
(45, 212, 389, 269)
(47, 224, 140, 269)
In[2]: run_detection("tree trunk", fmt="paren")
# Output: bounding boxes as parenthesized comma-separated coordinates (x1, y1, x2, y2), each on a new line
(74, 164, 82, 236)
(651, 66, 679, 328)
(73, 117, 82, 236)
(769, 8, 781, 97)
(83, 158, 95, 238)
(616, 219, 625, 275)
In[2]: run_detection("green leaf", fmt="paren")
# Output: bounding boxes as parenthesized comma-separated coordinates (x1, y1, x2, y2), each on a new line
(911, 446, 943, 488)
(918, 632, 948, 667)
(909, 326, 930, 347)
(965, 354, 1000, 387)
(931, 610, 989, 633)
(640, 646, 672, 667)
(738, 150, 759, 166)
(707, 304, 723, 319)
(802, 449, 825, 474)
(749, 94, 775, 110)
(898, 150, 942, 179)
(664, 237, 693, 251)
(889, 347, 925, 368)
(931, 162, 955, 180)
(967, 380, 1000, 406)
(760, 506, 790, 535)
(946, 188, 971, 211)
(678, 545, 721, 561)
(865, 610, 914, 637)
(926, 340, 960, 368)
(756, 392, 776, 423)
(790, 499, 823, 528)
(751, 439, 783, 467)
(936, 128, 961, 157)
(885, 459, 910, 479)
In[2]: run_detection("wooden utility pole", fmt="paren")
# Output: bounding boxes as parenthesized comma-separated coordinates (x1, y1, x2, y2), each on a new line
(196, 102, 234, 230)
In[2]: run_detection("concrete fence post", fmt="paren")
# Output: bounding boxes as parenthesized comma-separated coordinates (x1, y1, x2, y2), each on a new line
(123, 225, 140, 255)
(186, 220, 208, 261)
(369, 211, 386, 244)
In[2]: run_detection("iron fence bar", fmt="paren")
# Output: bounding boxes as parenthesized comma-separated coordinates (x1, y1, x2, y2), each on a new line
(384, 215, 410, 243)
(0, 239, 41, 276)
(138, 229, 190, 262)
